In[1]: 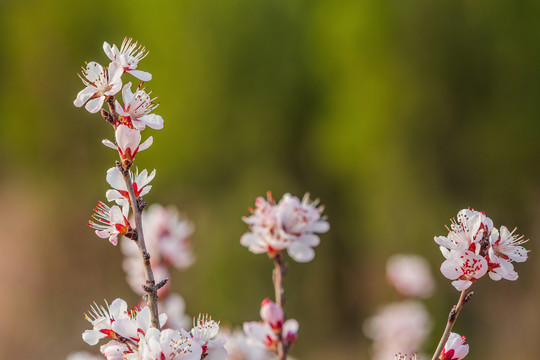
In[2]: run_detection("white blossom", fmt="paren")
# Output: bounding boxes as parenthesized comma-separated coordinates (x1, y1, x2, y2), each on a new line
(74, 61, 123, 113)
(103, 38, 152, 81)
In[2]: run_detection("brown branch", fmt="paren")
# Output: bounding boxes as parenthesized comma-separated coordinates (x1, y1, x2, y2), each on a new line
(116, 160, 161, 329)
(431, 290, 474, 360)
(272, 252, 288, 360)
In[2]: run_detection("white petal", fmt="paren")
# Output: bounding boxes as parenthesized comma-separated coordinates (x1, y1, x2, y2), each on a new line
(103, 42, 114, 61)
(287, 241, 315, 263)
(128, 69, 152, 81)
(139, 114, 164, 130)
(102, 139, 117, 150)
(116, 124, 141, 152)
(106, 189, 124, 202)
(109, 299, 128, 319)
(122, 82, 134, 105)
(139, 136, 153, 151)
(85, 96, 105, 113)
(74, 86, 96, 107)
(106, 167, 127, 190)
(139, 185, 152, 197)
(440, 259, 461, 280)
(451, 279, 473, 291)
(82, 329, 106, 346)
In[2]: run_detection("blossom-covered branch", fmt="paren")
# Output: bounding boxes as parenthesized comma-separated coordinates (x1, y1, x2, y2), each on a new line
(241, 192, 328, 359)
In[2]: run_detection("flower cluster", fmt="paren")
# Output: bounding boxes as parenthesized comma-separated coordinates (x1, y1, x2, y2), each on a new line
(81, 299, 226, 360)
(243, 299, 299, 354)
(435, 208, 529, 291)
(241, 192, 329, 262)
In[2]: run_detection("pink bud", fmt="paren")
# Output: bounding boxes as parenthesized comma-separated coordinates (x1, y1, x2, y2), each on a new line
(260, 298, 283, 330)
(283, 319, 299, 346)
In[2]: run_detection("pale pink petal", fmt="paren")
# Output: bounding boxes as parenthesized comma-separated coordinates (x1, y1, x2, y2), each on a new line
(139, 136, 153, 151)
(82, 329, 107, 346)
(103, 42, 114, 61)
(115, 100, 128, 117)
(139, 185, 152, 197)
(440, 259, 461, 280)
(451, 279, 473, 291)
(102, 139, 117, 150)
(296, 234, 320, 247)
(139, 114, 164, 130)
(74, 86, 96, 107)
(106, 167, 127, 191)
(85, 96, 105, 113)
(287, 241, 315, 263)
(128, 69, 152, 81)
(121, 82, 134, 104)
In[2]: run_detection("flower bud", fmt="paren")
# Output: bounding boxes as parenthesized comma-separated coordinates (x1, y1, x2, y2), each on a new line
(260, 298, 283, 330)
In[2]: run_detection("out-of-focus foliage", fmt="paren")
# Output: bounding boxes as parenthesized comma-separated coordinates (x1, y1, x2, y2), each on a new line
(0, 0, 539, 359)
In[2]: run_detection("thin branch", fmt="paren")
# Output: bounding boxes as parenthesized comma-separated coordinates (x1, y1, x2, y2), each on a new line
(116, 160, 161, 329)
(272, 252, 288, 360)
(431, 290, 474, 360)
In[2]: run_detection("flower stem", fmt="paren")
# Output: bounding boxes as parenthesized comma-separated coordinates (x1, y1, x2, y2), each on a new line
(272, 252, 288, 360)
(431, 290, 473, 360)
(117, 161, 161, 329)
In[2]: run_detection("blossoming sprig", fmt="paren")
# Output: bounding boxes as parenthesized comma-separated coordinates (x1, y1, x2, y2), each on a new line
(431, 208, 530, 360)
(243, 299, 298, 355)
(241, 192, 328, 360)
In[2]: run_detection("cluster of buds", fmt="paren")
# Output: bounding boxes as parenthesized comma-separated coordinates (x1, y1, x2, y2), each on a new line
(241, 192, 329, 263)
(435, 208, 529, 291)
(243, 299, 298, 354)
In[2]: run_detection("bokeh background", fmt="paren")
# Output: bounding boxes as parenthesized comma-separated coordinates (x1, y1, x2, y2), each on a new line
(0, 0, 539, 359)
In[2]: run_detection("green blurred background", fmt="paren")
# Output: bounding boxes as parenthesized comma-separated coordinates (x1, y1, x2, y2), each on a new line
(0, 0, 539, 359)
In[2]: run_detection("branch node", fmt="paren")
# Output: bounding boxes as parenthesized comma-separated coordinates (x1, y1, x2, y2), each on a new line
(137, 197, 147, 212)
(156, 278, 168, 290)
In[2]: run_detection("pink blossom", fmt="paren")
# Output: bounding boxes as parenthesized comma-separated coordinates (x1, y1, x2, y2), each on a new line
(82, 299, 167, 347)
(221, 329, 274, 360)
(106, 167, 156, 213)
(103, 38, 152, 81)
(88, 202, 131, 246)
(440, 250, 488, 291)
(191, 314, 227, 360)
(242, 321, 277, 350)
(364, 301, 432, 360)
(259, 298, 283, 330)
(116, 83, 163, 130)
(74, 61, 123, 113)
(102, 125, 153, 165)
(137, 327, 202, 360)
(435, 208, 493, 254)
(487, 225, 528, 281)
(241, 192, 329, 262)
(386, 254, 435, 298)
(439, 332, 469, 360)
